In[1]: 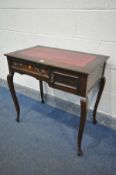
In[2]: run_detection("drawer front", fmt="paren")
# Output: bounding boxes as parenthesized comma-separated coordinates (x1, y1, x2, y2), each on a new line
(10, 60, 49, 79)
(49, 71, 80, 94)
(9, 59, 82, 95)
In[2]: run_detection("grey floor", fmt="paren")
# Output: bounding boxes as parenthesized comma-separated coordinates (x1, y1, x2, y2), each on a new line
(0, 86, 116, 175)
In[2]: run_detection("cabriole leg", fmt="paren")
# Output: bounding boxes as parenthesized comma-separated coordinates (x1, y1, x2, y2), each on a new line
(39, 80, 44, 103)
(7, 73, 20, 122)
(78, 97, 88, 156)
(93, 77, 106, 124)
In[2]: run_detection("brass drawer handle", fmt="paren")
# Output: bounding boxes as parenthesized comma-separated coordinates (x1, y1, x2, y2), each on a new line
(28, 65, 32, 70)
(50, 73, 55, 83)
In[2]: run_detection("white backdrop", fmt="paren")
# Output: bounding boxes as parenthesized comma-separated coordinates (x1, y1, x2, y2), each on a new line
(0, 0, 116, 117)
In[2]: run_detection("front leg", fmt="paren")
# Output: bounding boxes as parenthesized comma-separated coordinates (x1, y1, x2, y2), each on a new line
(77, 97, 88, 156)
(7, 73, 20, 122)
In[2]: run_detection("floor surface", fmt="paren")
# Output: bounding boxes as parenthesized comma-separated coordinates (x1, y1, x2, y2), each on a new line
(0, 86, 116, 175)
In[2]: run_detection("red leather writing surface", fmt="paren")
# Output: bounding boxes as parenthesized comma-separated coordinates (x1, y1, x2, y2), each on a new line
(20, 47, 96, 67)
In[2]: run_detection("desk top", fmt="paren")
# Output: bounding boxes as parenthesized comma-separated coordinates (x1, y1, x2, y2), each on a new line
(5, 46, 109, 74)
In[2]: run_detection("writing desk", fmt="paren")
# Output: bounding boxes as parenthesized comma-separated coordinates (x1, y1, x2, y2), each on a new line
(5, 46, 109, 156)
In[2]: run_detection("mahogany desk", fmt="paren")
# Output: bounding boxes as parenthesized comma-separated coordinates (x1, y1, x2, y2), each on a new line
(5, 46, 109, 156)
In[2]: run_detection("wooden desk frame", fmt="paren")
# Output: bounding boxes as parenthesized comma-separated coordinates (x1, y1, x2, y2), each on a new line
(5, 46, 109, 156)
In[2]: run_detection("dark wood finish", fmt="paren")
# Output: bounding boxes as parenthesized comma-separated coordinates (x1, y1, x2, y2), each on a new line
(93, 77, 106, 124)
(78, 97, 88, 156)
(39, 80, 44, 103)
(7, 73, 20, 122)
(5, 45, 109, 156)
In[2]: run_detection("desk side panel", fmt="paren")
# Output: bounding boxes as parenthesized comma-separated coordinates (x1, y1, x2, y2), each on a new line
(87, 62, 105, 92)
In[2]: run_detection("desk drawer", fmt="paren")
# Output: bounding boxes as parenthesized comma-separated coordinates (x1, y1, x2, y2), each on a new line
(50, 71, 80, 94)
(11, 61, 49, 79)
